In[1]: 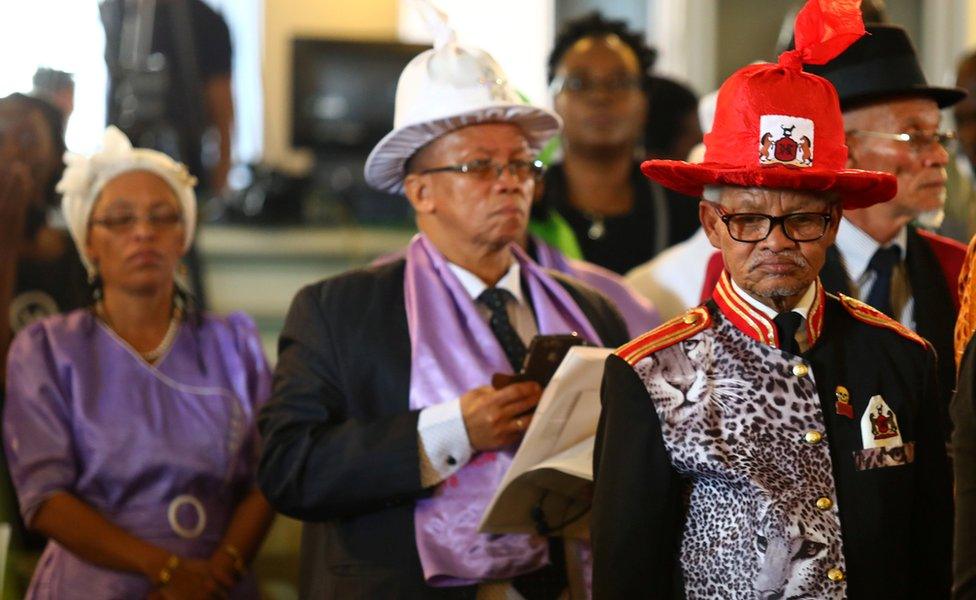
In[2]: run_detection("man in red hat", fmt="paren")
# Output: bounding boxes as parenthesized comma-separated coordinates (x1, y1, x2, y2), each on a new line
(591, 3, 952, 598)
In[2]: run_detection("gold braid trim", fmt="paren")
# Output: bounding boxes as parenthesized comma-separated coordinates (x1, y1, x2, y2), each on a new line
(838, 294, 928, 348)
(955, 234, 976, 368)
(616, 307, 713, 365)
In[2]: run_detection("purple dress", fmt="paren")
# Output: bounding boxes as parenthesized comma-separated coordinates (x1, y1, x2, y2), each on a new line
(3, 309, 270, 599)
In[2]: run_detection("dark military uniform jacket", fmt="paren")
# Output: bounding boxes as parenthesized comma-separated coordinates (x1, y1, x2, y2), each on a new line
(592, 271, 952, 599)
(821, 225, 966, 434)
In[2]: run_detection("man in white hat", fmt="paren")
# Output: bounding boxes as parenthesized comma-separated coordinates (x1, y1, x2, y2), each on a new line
(257, 30, 628, 599)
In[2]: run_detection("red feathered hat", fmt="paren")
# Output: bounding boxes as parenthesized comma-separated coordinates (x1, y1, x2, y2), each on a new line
(642, 0, 896, 210)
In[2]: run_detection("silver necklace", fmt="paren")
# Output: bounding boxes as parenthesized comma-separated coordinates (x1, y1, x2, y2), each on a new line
(141, 312, 182, 363)
(96, 302, 183, 364)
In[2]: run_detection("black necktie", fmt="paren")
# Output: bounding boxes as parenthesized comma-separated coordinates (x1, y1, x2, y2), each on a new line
(774, 311, 802, 355)
(865, 246, 901, 318)
(478, 287, 527, 371)
(480, 287, 568, 597)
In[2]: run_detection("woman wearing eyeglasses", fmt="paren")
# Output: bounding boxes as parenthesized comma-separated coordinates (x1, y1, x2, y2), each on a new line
(3, 127, 273, 599)
(529, 13, 701, 276)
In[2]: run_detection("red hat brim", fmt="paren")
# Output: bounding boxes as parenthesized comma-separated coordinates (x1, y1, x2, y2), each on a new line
(641, 160, 897, 210)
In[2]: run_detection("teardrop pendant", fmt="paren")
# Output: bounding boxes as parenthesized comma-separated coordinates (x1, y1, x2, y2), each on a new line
(587, 218, 606, 240)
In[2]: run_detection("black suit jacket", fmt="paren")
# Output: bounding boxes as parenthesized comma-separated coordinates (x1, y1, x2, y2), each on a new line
(258, 258, 629, 599)
(592, 296, 952, 599)
(821, 225, 959, 431)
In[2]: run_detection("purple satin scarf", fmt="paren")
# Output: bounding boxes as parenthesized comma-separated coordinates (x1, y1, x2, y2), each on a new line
(404, 234, 601, 586)
(531, 236, 659, 338)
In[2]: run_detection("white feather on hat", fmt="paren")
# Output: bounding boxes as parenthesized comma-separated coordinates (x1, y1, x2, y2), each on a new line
(363, 0, 561, 194)
(57, 126, 197, 275)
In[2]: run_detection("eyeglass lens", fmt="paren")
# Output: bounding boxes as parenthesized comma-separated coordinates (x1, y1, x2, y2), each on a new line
(725, 213, 829, 242)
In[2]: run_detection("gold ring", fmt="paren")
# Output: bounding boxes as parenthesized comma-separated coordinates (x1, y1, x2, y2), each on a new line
(516, 418, 525, 429)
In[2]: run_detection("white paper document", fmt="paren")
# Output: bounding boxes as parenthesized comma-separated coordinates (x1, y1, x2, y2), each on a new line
(479, 346, 612, 539)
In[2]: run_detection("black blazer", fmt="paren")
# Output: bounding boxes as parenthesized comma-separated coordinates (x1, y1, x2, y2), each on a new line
(258, 258, 629, 599)
(821, 225, 959, 431)
(592, 296, 952, 599)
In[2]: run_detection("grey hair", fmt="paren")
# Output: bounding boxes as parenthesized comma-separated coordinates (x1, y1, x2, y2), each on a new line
(701, 185, 839, 206)
(702, 185, 723, 202)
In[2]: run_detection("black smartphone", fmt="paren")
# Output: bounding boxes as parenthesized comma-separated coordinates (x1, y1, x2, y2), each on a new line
(492, 333, 587, 389)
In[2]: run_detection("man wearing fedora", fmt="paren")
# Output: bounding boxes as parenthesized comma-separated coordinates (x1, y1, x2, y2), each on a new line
(257, 33, 628, 599)
(592, 4, 952, 599)
(806, 24, 969, 430)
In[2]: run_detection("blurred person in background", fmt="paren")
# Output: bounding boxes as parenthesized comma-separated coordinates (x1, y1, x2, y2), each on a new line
(101, 0, 236, 307)
(625, 85, 715, 321)
(805, 24, 968, 433)
(946, 50, 976, 243)
(0, 93, 89, 375)
(30, 68, 75, 129)
(0, 91, 89, 597)
(101, 0, 234, 195)
(644, 75, 702, 162)
(530, 12, 699, 275)
(3, 127, 273, 599)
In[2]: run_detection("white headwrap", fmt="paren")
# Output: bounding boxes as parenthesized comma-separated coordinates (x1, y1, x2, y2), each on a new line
(57, 126, 198, 275)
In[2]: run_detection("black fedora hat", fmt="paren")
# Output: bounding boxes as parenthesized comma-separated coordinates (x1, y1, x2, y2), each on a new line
(804, 24, 966, 110)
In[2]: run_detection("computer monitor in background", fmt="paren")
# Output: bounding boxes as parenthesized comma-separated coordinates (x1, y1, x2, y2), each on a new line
(292, 38, 429, 155)
(289, 38, 429, 226)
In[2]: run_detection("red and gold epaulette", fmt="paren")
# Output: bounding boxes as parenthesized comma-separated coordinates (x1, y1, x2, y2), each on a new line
(615, 306, 713, 366)
(837, 294, 928, 348)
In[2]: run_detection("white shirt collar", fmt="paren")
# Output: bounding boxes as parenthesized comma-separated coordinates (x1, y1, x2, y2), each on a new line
(834, 218, 907, 281)
(730, 277, 817, 321)
(447, 260, 525, 304)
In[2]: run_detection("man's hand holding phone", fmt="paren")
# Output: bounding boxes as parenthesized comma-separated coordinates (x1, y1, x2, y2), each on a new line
(460, 382, 542, 451)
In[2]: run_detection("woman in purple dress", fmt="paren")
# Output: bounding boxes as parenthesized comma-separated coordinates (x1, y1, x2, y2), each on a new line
(3, 127, 274, 599)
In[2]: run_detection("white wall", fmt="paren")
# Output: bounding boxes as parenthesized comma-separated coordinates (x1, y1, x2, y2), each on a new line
(397, 0, 555, 108)
(262, 0, 399, 172)
(0, 0, 107, 153)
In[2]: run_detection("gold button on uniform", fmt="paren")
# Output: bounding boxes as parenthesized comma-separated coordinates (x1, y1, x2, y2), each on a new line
(683, 313, 700, 325)
(827, 567, 845, 582)
(792, 363, 809, 377)
(816, 497, 833, 510)
(804, 431, 823, 444)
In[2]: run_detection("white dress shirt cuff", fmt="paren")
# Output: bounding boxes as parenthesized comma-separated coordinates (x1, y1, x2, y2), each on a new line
(418, 400, 474, 487)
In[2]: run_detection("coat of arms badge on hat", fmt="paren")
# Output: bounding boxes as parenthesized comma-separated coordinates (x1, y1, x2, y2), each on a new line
(759, 116, 814, 167)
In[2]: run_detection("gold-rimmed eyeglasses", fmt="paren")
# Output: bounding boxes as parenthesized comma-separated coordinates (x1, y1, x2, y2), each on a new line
(418, 159, 545, 182)
(549, 74, 643, 97)
(846, 129, 956, 153)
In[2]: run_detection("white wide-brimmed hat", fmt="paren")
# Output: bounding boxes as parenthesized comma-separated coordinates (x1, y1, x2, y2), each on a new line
(56, 126, 198, 275)
(364, 7, 560, 194)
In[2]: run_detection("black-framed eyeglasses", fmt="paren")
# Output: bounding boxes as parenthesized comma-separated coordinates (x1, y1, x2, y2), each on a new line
(846, 129, 957, 153)
(418, 158, 545, 181)
(549, 73, 643, 97)
(90, 210, 184, 233)
(711, 203, 832, 243)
